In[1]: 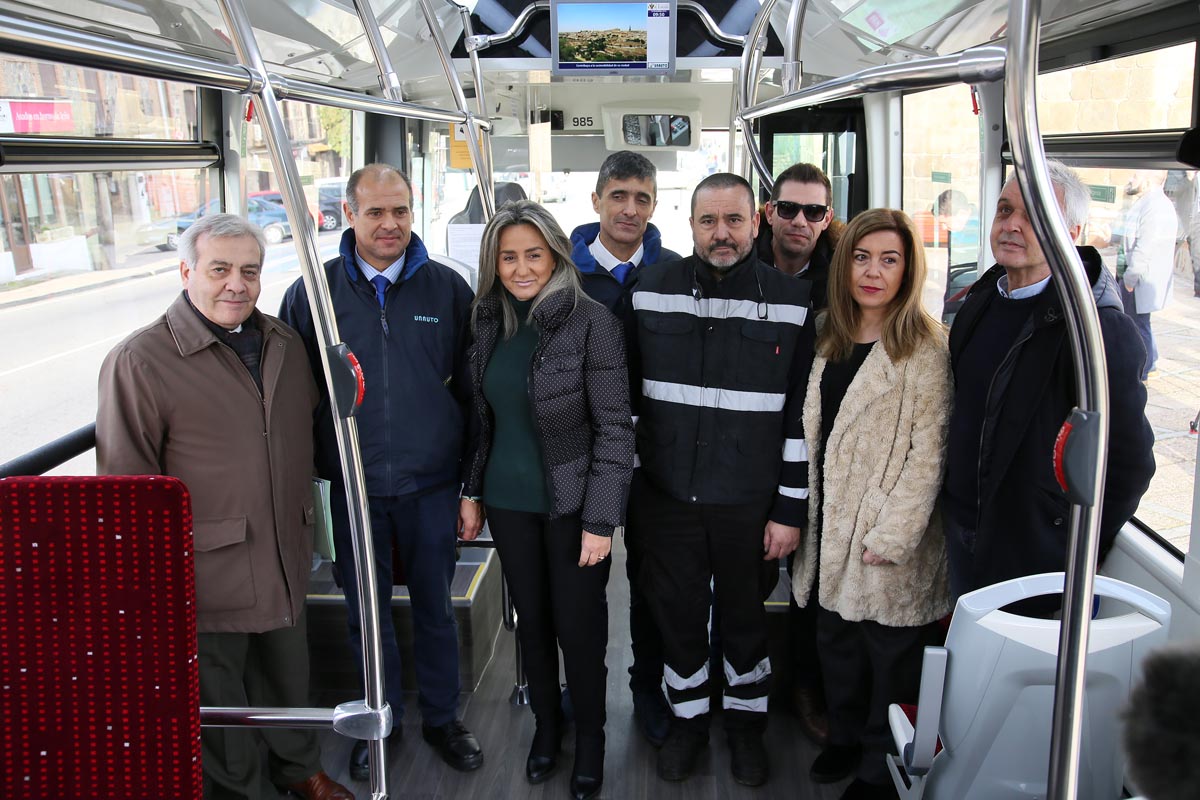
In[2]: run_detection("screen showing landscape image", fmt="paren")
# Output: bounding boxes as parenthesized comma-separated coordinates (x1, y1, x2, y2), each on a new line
(559, 4, 647, 64)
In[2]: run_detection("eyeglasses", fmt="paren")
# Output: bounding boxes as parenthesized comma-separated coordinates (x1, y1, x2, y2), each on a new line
(772, 201, 830, 223)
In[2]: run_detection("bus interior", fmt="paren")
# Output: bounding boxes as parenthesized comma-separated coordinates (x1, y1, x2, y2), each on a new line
(1, 1, 1199, 799)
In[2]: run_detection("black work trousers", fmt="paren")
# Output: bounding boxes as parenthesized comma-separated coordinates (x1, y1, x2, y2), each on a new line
(817, 607, 939, 785)
(486, 507, 611, 738)
(631, 472, 777, 732)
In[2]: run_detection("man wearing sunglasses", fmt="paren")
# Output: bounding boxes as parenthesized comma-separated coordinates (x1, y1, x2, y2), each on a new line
(759, 163, 835, 750)
(760, 163, 837, 311)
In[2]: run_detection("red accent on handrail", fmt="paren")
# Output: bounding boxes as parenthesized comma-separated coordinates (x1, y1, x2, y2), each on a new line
(1053, 420, 1073, 492)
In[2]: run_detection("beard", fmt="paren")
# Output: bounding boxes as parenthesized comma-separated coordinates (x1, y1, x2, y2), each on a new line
(703, 239, 750, 270)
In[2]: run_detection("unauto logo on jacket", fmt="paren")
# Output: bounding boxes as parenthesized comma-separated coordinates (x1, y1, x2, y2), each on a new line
(413, 315, 440, 324)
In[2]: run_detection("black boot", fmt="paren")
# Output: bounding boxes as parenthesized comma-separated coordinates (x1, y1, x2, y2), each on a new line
(570, 732, 604, 800)
(526, 714, 562, 784)
(727, 726, 769, 787)
(657, 720, 709, 782)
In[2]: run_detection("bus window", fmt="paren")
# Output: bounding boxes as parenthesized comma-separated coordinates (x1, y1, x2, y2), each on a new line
(1070, 165, 1199, 555)
(901, 84, 984, 325)
(0, 54, 196, 139)
(1032, 41, 1199, 555)
(1037, 42, 1195, 136)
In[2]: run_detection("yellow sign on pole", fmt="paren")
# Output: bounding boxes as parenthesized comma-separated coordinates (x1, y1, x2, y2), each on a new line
(449, 123, 480, 170)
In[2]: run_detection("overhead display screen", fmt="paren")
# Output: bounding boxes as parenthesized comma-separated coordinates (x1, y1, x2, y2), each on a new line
(551, 0, 677, 76)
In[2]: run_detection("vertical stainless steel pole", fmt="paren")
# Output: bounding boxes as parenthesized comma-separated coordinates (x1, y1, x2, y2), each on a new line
(456, 2, 496, 181)
(350, 0, 406, 102)
(216, 3, 391, 799)
(417, 0, 495, 218)
(1005, 2, 1111, 799)
(737, 0, 780, 192)
(781, 0, 809, 93)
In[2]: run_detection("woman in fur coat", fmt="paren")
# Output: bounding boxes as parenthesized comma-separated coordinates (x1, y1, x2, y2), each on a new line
(792, 208, 952, 800)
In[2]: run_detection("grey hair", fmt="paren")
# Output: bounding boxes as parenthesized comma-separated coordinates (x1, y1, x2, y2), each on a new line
(1004, 159, 1090, 231)
(473, 200, 592, 340)
(179, 212, 266, 269)
(345, 163, 413, 215)
(596, 150, 658, 196)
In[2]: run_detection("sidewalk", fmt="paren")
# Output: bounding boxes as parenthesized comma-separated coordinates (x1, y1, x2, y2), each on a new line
(0, 259, 178, 310)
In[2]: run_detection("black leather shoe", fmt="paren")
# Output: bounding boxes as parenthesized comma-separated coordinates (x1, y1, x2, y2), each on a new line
(727, 727, 769, 787)
(571, 733, 604, 800)
(810, 743, 862, 784)
(422, 720, 484, 772)
(632, 686, 671, 747)
(525, 717, 561, 784)
(570, 773, 603, 800)
(657, 723, 708, 782)
(840, 777, 900, 799)
(348, 728, 402, 781)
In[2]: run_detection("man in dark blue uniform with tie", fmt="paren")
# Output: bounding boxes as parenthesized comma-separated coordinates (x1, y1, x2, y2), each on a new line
(569, 151, 683, 315)
(279, 163, 483, 783)
(568, 151, 682, 747)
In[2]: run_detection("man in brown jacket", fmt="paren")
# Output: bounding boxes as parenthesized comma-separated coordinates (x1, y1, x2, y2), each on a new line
(97, 213, 353, 800)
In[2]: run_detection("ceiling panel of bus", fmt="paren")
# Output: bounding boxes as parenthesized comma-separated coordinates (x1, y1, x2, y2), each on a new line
(0, 0, 1190, 95)
(0, 0, 466, 91)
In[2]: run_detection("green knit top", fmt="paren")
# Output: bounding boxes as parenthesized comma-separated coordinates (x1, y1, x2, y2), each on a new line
(481, 296, 551, 513)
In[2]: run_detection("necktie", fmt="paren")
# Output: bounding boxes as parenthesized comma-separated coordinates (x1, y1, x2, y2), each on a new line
(371, 274, 390, 309)
(612, 261, 635, 285)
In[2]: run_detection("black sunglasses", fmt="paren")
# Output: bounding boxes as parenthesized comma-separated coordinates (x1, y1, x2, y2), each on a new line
(772, 201, 830, 223)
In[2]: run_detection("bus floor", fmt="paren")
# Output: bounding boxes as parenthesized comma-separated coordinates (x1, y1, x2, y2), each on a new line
(311, 532, 846, 800)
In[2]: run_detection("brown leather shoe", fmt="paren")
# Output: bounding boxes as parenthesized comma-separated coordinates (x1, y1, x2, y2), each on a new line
(287, 771, 355, 800)
(792, 683, 830, 747)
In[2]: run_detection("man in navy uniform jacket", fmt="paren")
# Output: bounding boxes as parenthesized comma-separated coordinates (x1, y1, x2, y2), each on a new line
(280, 164, 484, 780)
(568, 150, 682, 748)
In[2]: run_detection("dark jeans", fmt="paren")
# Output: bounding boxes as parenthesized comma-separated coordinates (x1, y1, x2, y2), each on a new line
(817, 608, 939, 785)
(198, 608, 321, 799)
(486, 506, 611, 738)
(332, 484, 462, 726)
(624, 473, 664, 695)
(1119, 278, 1157, 378)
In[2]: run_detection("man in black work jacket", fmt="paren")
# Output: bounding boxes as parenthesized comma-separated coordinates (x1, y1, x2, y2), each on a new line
(628, 173, 812, 787)
(279, 164, 484, 780)
(944, 160, 1155, 614)
(569, 150, 682, 747)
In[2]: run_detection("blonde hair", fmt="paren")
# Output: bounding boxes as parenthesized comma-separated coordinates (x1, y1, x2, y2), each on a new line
(472, 199, 589, 339)
(818, 207, 942, 363)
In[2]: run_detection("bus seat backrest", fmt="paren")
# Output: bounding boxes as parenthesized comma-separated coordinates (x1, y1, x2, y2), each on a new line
(920, 573, 1170, 800)
(448, 181, 529, 225)
(0, 476, 201, 800)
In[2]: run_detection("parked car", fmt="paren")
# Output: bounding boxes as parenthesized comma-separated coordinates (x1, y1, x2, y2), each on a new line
(248, 190, 325, 230)
(135, 216, 182, 251)
(177, 197, 293, 248)
(316, 179, 346, 230)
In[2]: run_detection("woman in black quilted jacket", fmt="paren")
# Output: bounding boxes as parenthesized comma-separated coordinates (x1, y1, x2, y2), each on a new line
(461, 200, 634, 800)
